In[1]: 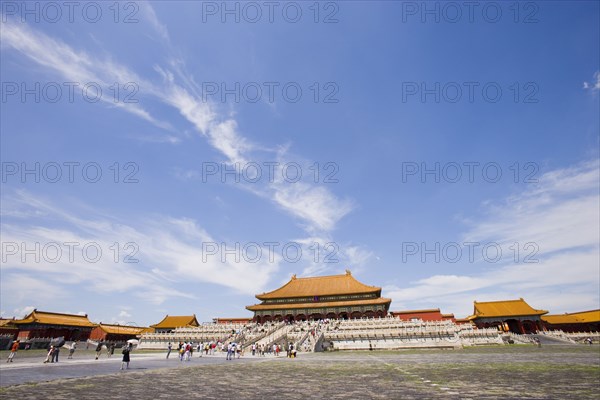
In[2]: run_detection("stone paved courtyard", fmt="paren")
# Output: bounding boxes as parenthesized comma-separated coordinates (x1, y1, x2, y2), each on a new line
(1, 345, 598, 399)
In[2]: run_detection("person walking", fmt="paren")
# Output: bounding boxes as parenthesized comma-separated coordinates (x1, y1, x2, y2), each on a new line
(43, 346, 55, 363)
(166, 342, 172, 359)
(68, 342, 77, 359)
(95, 342, 103, 360)
(52, 345, 60, 363)
(121, 343, 132, 370)
(184, 342, 191, 361)
(179, 342, 185, 361)
(6, 340, 19, 363)
(226, 343, 232, 360)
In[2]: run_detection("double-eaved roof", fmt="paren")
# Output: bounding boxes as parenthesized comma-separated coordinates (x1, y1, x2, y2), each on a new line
(247, 297, 390, 312)
(255, 270, 382, 300)
(14, 309, 96, 327)
(469, 298, 548, 319)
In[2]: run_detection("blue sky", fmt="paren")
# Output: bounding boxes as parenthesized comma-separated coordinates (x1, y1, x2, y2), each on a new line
(1, 1, 598, 326)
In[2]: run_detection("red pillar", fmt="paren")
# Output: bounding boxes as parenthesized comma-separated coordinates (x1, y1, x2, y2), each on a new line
(536, 320, 544, 332)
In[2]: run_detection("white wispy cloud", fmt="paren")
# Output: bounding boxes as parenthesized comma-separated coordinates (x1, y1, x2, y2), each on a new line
(1, 191, 281, 304)
(1, 19, 172, 131)
(134, 134, 182, 144)
(386, 160, 600, 316)
(289, 235, 374, 277)
(138, 1, 171, 42)
(1, 8, 359, 311)
(462, 159, 599, 256)
(142, 7, 354, 234)
(3, 14, 353, 231)
(2, 14, 355, 236)
(13, 305, 36, 319)
(583, 71, 600, 91)
(272, 183, 354, 233)
(2, 274, 68, 308)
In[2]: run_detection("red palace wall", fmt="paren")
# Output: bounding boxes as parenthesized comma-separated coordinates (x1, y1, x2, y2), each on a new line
(391, 310, 445, 321)
(17, 326, 92, 341)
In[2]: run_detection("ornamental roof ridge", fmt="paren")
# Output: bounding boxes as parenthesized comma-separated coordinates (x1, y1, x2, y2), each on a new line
(27, 309, 90, 318)
(474, 298, 525, 304)
(545, 308, 600, 316)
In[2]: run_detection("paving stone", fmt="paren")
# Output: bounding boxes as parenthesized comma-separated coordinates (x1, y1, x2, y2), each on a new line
(0, 345, 598, 399)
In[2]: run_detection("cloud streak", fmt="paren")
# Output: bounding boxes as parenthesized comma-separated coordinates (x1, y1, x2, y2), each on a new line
(1, 19, 172, 131)
(1, 15, 354, 235)
(386, 160, 600, 316)
(1, 190, 280, 305)
(583, 71, 600, 92)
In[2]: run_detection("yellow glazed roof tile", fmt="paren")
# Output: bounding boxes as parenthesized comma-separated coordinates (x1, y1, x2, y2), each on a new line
(256, 270, 381, 300)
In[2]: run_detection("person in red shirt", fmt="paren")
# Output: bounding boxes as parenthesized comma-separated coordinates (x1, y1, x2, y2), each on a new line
(7, 340, 20, 363)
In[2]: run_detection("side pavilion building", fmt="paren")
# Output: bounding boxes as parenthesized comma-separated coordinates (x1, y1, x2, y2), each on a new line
(246, 270, 392, 323)
(542, 309, 600, 332)
(89, 323, 148, 342)
(150, 315, 200, 333)
(13, 309, 96, 341)
(468, 298, 548, 333)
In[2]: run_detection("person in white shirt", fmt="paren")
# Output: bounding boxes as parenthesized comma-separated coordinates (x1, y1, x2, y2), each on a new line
(68, 342, 77, 359)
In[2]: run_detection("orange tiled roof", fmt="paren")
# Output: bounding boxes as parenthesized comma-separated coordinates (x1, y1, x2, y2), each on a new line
(96, 324, 147, 335)
(150, 315, 199, 329)
(13, 310, 96, 327)
(256, 270, 381, 300)
(469, 298, 548, 319)
(246, 297, 391, 311)
(542, 309, 600, 325)
(0, 318, 17, 328)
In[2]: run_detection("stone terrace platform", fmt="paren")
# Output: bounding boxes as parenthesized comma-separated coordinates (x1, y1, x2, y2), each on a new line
(1, 345, 598, 399)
